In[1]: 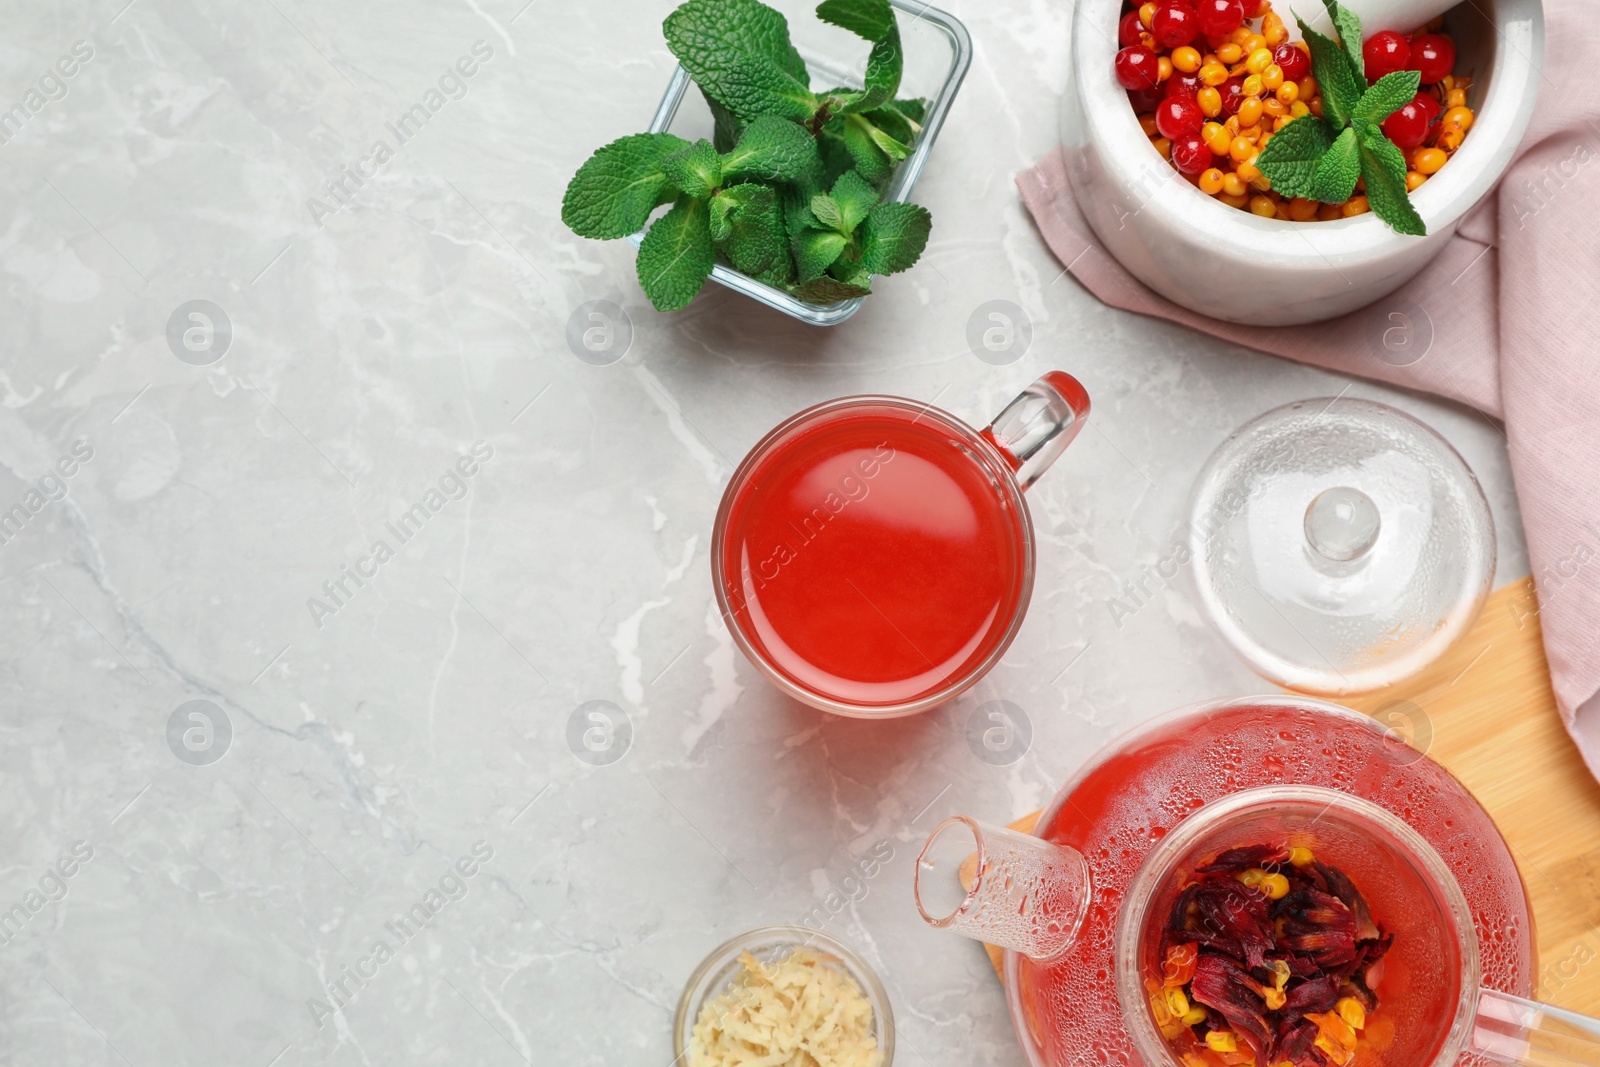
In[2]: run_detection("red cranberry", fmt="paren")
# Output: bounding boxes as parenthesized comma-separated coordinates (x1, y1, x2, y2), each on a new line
(1164, 70, 1204, 98)
(1412, 90, 1442, 126)
(1409, 33, 1456, 83)
(1128, 85, 1166, 111)
(1119, 10, 1145, 47)
(1363, 30, 1411, 82)
(1156, 95, 1204, 138)
(1171, 134, 1214, 175)
(1152, 1, 1200, 48)
(1273, 43, 1309, 82)
(1219, 75, 1247, 115)
(1115, 44, 1162, 91)
(1239, 0, 1266, 16)
(1194, 0, 1245, 38)
(1381, 99, 1429, 147)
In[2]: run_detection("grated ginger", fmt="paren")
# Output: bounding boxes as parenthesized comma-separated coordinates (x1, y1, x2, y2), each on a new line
(688, 948, 885, 1067)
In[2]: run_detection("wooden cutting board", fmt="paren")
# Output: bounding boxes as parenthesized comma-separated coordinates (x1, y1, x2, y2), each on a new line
(967, 577, 1600, 1013)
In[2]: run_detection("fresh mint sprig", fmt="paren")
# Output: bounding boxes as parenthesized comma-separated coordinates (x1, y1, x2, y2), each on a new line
(562, 0, 932, 312)
(1254, 0, 1426, 235)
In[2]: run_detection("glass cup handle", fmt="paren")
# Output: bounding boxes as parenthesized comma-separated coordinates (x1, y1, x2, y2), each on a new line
(1473, 988, 1600, 1066)
(981, 371, 1091, 491)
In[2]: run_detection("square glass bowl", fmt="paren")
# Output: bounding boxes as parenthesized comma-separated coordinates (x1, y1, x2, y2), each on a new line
(628, 0, 972, 326)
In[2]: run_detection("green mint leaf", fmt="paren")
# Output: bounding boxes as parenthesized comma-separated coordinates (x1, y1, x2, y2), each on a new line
(1253, 114, 1336, 199)
(561, 133, 692, 239)
(719, 115, 819, 183)
(1357, 126, 1427, 235)
(703, 89, 744, 153)
(816, 1, 904, 115)
(1295, 15, 1363, 129)
(661, 139, 722, 200)
(636, 196, 715, 311)
(857, 114, 910, 160)
(836, 115, 892, 182)
(815, 0, 895, 41)
(792, 274, 872, 303)
(810, 193, 845, 231)
(824, 83, 893, 117)
(794, 228, 849, 282)
(863, 98, 924, 145)
(829, 169, 878, 232)
(1320, 0, 1366, 82)
(858, 200, 930, 275)
(817, 124, 859, 186)
(710, 183, 787, 276)
(781, 156, 825, 234)
(1307, 126, 1361, 203)
(1354, 69, 1422, 125)
(865, 25, 904, 100)
(663, 0, 817, 122)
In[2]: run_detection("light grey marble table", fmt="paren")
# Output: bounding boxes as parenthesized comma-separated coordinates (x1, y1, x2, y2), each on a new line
(0, 1, 1525, 1064)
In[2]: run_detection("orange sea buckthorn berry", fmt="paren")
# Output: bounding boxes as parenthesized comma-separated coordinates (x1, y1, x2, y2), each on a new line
(1246, 48, 1274, 74)
(1152, 135, 1173, 159)
(1288, 197, 1319, 221)
(1275, 81, 1298, 104)
(1262, 64, 1285, 90)
(1406, 170, 1427, 191)
(1158, 56, 1174, 81)
(1273, 114, 1292, 130)
(1140, 114, 1161, 136)
(1309, 97, 1323, 117)
(1414, 147, 1448, 174)
(1342, 195, 1370, 216)
(1262, 12, 1288, 45)
(1140, 30, 1157, 48)
(1239, 123, 1262, 142)
(1318, 202, 1343, 220)
(1197, 86, 1224, 116)
(1229, 25, 1253, 45)
(1263, 97, 1286, 118)
(1236, 160, 1261, 181)
(1440, 74, 1455, 91)
(1199, 61, 1229, 86)
(1218, 191, 1250, 208)
(1238, 96, 1264, 127)
(1222, 172, 1249, 197)
(1299, 75, 1317, 97)
(1447, 87, 1468, 108)
(1246, 32, 1267, 50)
(1217, 42, 1243, 63)
(1289, 100, 1310, 117)
(1173, 46, 1203, 72)
(1229, 135, 1255, 162)
(1199, 167, 1226, 194)
(1140, 2, 1157, 27)
(1249, 194, 1277, 216)
(1241, 73, 1264, 96)
(1441, 105, 1474, 133)
(1203, 121, 1232, 153)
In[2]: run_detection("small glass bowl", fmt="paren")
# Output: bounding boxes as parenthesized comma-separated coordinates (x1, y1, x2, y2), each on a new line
(672, 926, 896, 1066)
(630, 0, 972, 326)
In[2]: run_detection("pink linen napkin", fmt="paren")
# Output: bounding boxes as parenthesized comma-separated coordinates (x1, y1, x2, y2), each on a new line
(1018, 1, 1600, 778)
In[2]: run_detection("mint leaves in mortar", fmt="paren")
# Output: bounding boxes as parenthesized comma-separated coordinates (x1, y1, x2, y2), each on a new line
(1254, 0, 1427, 235)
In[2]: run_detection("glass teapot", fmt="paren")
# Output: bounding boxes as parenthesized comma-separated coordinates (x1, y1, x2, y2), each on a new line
(914, 697, 1600, 1067)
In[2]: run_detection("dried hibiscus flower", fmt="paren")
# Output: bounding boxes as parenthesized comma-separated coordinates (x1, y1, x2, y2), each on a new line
(1149, 843, 1391, 1067)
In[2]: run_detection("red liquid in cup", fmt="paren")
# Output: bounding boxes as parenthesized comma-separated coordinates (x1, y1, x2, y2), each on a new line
(717, 402, 1029, 708)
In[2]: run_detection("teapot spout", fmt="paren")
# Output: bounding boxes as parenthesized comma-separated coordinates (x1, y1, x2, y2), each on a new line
(914, 815, 1092, 963)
